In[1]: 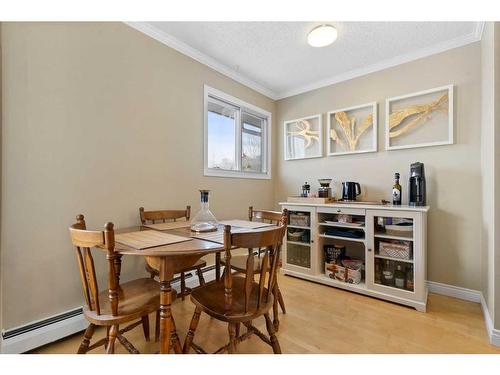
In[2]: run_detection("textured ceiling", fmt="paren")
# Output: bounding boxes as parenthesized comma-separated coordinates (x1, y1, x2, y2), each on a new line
(133, 22, 481, 99)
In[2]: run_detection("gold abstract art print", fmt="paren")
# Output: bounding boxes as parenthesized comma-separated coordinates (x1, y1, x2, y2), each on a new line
(284, 114, 323, 160)
(385, 85, 454, 150)
(327, 102, 378, 156)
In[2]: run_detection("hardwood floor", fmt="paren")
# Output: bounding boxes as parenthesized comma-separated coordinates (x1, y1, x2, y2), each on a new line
(30, 274, 500, 354)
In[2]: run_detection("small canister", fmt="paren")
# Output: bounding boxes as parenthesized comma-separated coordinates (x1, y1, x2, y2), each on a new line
(301, 182, 311, 197)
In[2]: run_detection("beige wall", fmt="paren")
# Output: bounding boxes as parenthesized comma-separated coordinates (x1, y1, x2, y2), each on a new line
(494, 23, 500, 328)
(275, 42, 482, 290)
(481, 22, 496, 323)
(480, 22, 500, 330)
(0, 22, 275, 329)
(0, 22, 494, 332)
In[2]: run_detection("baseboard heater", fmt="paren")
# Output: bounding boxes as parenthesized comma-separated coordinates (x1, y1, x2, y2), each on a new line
(0, 265, 217, 354)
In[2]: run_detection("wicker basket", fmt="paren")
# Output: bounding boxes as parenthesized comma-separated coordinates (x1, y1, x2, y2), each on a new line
(289, 213, 310, 227)
(379, 241, 411, 260)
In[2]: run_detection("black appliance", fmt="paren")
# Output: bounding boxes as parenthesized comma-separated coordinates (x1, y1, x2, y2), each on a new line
(408, 162, 426, 206)
(342, 182, 361, 201)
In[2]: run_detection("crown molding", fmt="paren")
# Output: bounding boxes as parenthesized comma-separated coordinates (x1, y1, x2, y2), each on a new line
(276, 22, 485, 99)
(475, 21, 485, 39)
(125, 22, 484, 102)
(125, 22, 279, 100)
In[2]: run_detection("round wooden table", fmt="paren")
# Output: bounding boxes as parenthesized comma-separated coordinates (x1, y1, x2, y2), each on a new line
(115, 226, 224, 354)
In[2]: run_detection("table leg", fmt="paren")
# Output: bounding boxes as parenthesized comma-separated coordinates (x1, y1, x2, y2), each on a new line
(159, 258, 174, 354)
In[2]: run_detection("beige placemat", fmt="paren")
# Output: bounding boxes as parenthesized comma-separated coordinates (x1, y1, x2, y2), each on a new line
(143, 221, 191, 231)
(116, 230, 192, 250)
(191, 227, 247, 244)
(218, 219, 275, 229)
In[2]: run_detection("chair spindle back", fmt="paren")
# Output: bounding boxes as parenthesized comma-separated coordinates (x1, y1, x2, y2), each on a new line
(223, 209, 287, 314)
(69, 214, 118, 316)
(248, 206, 283, 225)
(139, 206, 191, 224)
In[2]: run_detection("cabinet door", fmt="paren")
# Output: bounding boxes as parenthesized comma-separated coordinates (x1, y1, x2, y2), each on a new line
(282, 205, 316, 275)
(366, 209, 425, 302)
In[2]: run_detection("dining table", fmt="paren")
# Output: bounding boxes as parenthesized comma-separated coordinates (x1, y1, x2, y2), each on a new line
(113, 220, 274, 354)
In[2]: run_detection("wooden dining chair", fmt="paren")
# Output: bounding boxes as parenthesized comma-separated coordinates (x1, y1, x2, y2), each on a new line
(139, 206, 206, 301)
(219, 206, 287, 330)
(183, 210, 287, 354)
(69, 214, 177, 354)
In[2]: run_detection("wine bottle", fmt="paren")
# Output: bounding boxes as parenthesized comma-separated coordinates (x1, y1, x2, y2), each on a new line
(392, 173, 402, 205)
(382, 260, 394, 286)
(394, 264, 405, 289)
(406, 266, 414, 291)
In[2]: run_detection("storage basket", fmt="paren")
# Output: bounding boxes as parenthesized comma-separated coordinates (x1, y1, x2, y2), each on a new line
(289, 213, 310, 227)
(325, 262, 362, 284)
(385, 224, 413, 237)
(379, 241, 411, 260)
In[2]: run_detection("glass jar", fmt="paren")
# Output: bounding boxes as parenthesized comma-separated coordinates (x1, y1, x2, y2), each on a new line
(190, 190, 218, 232)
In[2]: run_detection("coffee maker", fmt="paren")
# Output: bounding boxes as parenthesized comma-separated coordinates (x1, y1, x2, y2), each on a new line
(408, 162, 426, 206)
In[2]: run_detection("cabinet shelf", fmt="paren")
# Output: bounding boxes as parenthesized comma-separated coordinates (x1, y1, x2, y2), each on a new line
(319, 222, 365, 230)
(287, 240, 310, 247)
(288, 224, 310, 230)
(319, 233, 365, 243)
(374, 233, 413, 241)
(374, 254, 413, 264)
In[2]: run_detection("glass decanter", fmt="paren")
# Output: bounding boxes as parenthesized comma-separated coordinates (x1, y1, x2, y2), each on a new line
(190, 190, 218, 232)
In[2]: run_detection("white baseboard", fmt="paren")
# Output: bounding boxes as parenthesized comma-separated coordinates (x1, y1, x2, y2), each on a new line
(1, 267, 220, 354)
(1, 309, 88, 354)
(480, 293, 500, 346)
(426, 280, 500, 347)
(2, 274, 497, 352)
(426, 281, 482, 303)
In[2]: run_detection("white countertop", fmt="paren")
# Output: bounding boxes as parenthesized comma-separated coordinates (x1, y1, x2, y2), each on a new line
(279, 201, 430, 212)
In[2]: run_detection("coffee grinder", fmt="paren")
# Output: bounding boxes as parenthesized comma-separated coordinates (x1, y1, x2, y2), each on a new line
(318, 179, 333, 198)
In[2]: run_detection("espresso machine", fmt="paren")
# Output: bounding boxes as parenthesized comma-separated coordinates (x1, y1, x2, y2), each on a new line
(408, 162, 426, 206)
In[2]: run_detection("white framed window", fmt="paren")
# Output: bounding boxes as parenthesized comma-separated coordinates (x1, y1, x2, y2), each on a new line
(204, 85, 272, 179)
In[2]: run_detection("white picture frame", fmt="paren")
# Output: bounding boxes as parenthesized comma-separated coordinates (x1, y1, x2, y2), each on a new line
(284, 114, 323, 160)
(385, 84, 454, 151)
(327, 102, 378, 156)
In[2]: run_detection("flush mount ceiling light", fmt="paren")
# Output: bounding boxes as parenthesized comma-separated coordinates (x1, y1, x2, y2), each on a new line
(307, 24, 338, 47)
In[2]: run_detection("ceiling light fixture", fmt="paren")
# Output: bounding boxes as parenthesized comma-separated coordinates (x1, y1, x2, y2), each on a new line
(307, 24, 338, 47)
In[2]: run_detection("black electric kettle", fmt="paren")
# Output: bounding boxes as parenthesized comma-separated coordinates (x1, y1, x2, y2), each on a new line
(342, 182, 362, 201)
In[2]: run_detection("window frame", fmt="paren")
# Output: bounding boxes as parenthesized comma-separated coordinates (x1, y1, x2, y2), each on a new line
(203, 85, 272, 180)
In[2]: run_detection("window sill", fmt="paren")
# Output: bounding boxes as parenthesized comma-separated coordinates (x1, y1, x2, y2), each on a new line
(204, 168, 271, 180)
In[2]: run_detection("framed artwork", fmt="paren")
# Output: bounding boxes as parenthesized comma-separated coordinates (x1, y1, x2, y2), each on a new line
(284, 114, 323, 160)
(385, 84, 454, 151)
(327, 102, 377, 156)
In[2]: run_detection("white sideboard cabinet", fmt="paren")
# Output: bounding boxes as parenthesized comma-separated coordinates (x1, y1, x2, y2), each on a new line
(279, 202, 429, 312)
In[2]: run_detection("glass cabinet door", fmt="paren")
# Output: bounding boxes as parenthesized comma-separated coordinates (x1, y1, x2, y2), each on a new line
(284, 208, 314, 273)
(366, 210, 423, 300)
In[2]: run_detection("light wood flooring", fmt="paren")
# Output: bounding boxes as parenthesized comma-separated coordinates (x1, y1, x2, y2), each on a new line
(31, 274, 500, 354)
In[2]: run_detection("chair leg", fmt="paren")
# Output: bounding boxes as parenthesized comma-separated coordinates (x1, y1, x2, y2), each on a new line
(141, 315, 150, 342)
(272, 284, 280, 331)
(197, 267, 206, 286)
(106, 325, 119, 354)
(235, 322, 241, 338)
(183, 307, 202, 353)
(264, 313, 281, 354)
(277, 284, 286, 314)
(105, 326, 110, 350)
(155, 310, 160, 342)
(170, 315, 183, 354)
(180, 272, 186, 301)
(77, 323, 95, 354)
(228, 322, 237, 354)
